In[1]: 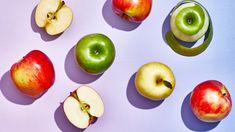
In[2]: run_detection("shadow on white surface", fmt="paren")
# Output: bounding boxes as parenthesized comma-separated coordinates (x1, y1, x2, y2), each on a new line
(31, 6, 62, 42)
(102, 0, 141, 31)
(126, 73, 164, 109)
(64, 46, 103, 84)
(181, 92, 220, 131)
(0, 71, 35, 105)
(54, 104, 85, 132)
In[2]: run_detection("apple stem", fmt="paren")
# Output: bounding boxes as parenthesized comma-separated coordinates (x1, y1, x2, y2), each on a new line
(94, 49, 99, 55)
(163, 80, 173, 89)
(156, 78, 163, 84)
(223, 93, 226, 96)
(46, 1, 65, 22)
(56, 1, 65, 12)
(187, 17, 193, 25)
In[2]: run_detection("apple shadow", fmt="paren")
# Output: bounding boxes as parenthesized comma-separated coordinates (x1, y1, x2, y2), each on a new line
(102, 0, 141, 31)
(181, 92, 220, 131)
(64, 46, 103, 84)
(31, 6, 62, 42)
(126, 73, 164, 109)
(0, 71, 36, 105)
(162, 11, 196, 48)
(54, 104, 85, 132)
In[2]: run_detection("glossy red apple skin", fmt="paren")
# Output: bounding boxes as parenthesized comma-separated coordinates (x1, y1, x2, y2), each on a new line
(10, 50, 55, 98)
(112, 0, 152, 23)
(190, 80, 232, 122)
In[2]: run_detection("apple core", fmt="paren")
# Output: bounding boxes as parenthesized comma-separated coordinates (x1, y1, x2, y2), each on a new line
(46, 1, 65, 23)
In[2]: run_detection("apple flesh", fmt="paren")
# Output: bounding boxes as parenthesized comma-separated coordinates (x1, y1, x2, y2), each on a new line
(63, 86, 104, 129)
(112, 0, 152, 23)
(135, 62, 175, 100)
(75, 33, 115, 75)
(10, 50, 55, 98)
(190, 80, 232, 122)
(35, 0, 73, 35)
(170, 1, 209, 42)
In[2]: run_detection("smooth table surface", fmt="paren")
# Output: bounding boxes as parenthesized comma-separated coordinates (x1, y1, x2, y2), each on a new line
(0, 0, 234, 131)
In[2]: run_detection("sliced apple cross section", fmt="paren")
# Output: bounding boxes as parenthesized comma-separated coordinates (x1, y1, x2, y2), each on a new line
(35, 0, 73, 35)
(63, 86, 104, 129)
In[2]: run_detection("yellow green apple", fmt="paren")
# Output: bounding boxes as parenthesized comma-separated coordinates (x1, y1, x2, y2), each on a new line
(135, 62, 175, 100)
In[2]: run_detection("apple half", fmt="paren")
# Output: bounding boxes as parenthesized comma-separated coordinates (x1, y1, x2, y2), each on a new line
(35, 0, 73, 35)
(166, 0, 213, 56)
(63, 86, 104, 129)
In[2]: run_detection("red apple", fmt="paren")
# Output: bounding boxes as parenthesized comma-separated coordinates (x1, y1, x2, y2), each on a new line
(112, 0, 152, 23)
(10, 50, 55, 98)
(190, 80, 232, 122)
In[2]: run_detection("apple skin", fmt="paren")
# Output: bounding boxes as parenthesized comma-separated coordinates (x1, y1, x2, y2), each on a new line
(75, 33, 115, 75)
(112, 0, 152, 23)
(63, 86, 104, 129)
(10, 50, 55, 98)
(170, 1, 209, 42)
(190, 80, 232, 122)
(135, 62, 175, 100)
(166, 1, 213, 56)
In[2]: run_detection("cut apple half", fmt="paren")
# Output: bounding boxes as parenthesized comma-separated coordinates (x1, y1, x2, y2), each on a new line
(63, 86, 104, 129)
(35, 0, 73, 35)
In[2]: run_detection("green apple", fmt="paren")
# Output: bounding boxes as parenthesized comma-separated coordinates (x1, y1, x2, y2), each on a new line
(166, 0, 213, 56)
(135, 62, 175, 100)
(75, 33, 115, 75)
(170, 2, 209, 42)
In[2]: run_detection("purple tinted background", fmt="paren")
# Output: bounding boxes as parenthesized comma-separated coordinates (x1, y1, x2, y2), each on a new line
(0, 0, 234, 131)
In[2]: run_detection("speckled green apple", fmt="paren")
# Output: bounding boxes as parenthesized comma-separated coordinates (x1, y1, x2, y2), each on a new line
(135, 62, 175, 100)
(75, 33, 115, 75)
